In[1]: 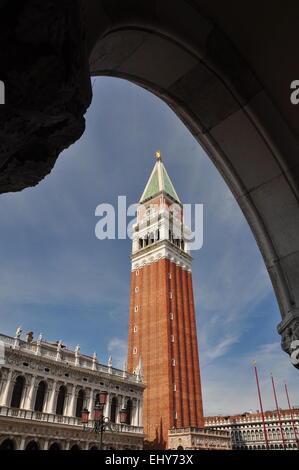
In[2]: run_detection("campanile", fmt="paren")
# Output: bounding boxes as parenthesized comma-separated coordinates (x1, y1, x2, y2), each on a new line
(127, 152, 204, 449)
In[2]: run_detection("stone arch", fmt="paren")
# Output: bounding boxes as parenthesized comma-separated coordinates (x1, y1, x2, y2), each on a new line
(85, 1, 299, 366)
(10, 375, 25, 408)
(126, 398, 133, 425)
(110, 396, 118, 423)
(75, 389, 85, 418)
(89, 445, 99, 451)
(0, 438, 15, 450)
(1, 1, 299, 365)
(34, 380, 47, 412)
(25, 440, 40, 451)
(56, 385, 67, 416)
(48, 442, 61, 451)
(70, 444, 81, 451)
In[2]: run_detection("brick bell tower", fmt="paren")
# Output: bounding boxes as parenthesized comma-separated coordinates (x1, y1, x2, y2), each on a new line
(127, 152, 204, 449)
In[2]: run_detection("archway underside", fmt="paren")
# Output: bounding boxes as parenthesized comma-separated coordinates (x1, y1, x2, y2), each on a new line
(0, 0, 298, 365)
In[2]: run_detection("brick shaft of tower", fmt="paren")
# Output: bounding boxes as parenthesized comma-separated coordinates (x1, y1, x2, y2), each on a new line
(127, 155, 204, 449)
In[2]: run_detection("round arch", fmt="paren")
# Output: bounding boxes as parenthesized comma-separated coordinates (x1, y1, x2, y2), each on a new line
(84, 1, 299, 366)
(56, 385, 67, 416)
(48, 442, 61, 451)
(110, 397, 118, 423)
(0, 439, 15, 450)
(75, 389, 85, 418)
(10, 375, 25, 409)
(89, 445, 99, 451)
(25, 441, 40, 451)
(34, 381, 47, 412)
(70, 444, 81, 451)
(1, 1, 299, 365)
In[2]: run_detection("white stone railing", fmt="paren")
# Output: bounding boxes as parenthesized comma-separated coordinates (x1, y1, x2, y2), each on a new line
(0, 334, 14, 345)
(205, 414, 299, 427)
(169, 427, 230, 438)
(0, 406, 82, 426)
(0, 406, 144, 434)
(0, 334, 142, 384)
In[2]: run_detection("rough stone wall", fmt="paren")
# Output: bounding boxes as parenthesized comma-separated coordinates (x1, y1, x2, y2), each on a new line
(0, 0, 92, 193)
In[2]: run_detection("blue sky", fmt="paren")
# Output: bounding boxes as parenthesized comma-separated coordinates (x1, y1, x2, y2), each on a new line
(0, 77, 298, 416)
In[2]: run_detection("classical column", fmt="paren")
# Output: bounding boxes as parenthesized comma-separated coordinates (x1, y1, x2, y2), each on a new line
(0, 372, 6, 397)
(0, 369, 13, 407)
(18, 437, 26, 450)
(103, 392, 110, 418)
(131, 399, 138, 426)
(87, 389, 94, 414)
(23, 375, 37, 410)
(46, 380, 58, 414)
(43, 440, 49, 450)
(138, 396, 144, 428)
(64, 441, 70, 450)
(116, 394, 122, 423)
(65, 385, 76, 417)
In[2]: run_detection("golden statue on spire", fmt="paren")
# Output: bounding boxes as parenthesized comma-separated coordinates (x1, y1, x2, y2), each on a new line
(155, 151, 161, 159)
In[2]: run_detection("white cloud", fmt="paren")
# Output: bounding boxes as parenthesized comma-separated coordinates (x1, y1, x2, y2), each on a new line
(205, 335, 239, 361)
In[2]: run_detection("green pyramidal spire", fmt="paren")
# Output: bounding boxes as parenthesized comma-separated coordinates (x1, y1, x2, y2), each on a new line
(139, 152, 181, 203)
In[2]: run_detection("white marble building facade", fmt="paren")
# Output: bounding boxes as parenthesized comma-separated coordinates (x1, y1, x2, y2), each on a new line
(205, 410, 299, 450)
(0, 330, 146, 450)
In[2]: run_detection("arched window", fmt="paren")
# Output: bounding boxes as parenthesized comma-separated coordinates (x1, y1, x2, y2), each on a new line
(75, 389, 85, 418)
(110, 397, 117, 423)
(10, 375, 25, 408)
(34, 381, 47, 412)
(56, 385, 66, 415)
(126, 399, 132, 425)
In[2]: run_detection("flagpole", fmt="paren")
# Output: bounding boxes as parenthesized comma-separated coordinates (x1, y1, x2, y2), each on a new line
(270, 373, 286, 449)
(284, 381, 299, 449)
(252, 362, 269, 449)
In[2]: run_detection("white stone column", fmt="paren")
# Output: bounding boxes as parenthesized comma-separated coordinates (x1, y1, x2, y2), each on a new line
(23, 375, 36, 410)
(131, 399, 137, 426)
(87, 389, 94, 414)
(65, 385, 76, 417)
(0, 372, 6, 397)
(138, 397, 143, 427)
(103, 392, 110, 418)
(19, 437, 26, 450)
(46, 380, 58, 414)
(132, 235, 139, 253)
(64, 441, 70, 450)
(43, 440, 49, 450)
(0, 369, 13, 407)
(116, 394, 122, 423)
